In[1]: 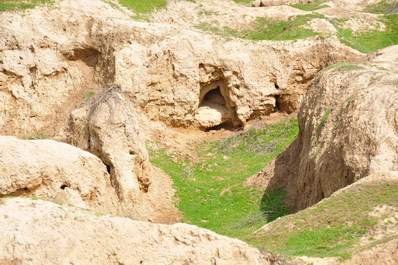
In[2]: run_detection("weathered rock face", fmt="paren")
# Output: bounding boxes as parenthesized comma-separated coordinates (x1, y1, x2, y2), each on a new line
(0, 0, 363, 136)
(0, 136, 121, 216)
(67, 85, 180, 223)
(0, 197, 269, 265)
(248, 45, 398, 212)
(251, 0, 315, 7)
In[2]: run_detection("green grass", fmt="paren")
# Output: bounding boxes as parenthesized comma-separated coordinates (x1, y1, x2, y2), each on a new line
(149, 118, 298, 240)
(0, 0, 54, 11)
(27, 132, 47, 140)
(364, 0, 398, 14)
(316, 109, 331, 132)
(231, 0, 253, 4)
(335, 14, 398, 53)
(249, 181, 398, 258)
(84, 91, 96, 101)
(240, 14, 323, 41)
(118, 0, 167, 13)
(315, 62, 366, 81)
(198, 14, 324, 41)
(291, 0, 329, 11)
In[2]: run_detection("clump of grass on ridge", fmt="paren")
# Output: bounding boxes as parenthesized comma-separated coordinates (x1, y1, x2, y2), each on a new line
(0, 0, 54, 11)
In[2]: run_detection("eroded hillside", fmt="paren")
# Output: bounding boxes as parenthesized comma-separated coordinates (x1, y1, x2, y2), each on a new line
(0, 0, 397, 264)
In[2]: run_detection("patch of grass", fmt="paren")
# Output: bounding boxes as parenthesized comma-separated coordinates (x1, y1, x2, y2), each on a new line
(260, 188, 290, 222)
(196, 14, 323, 41)
(149, 118, 298, 240)
(335, 14, 398, 53)
(0, 0, 54, 11)
(249, 181, 398, 259)
(291, 0, 329, 11)
(231, 0, 253, 5)
(118, 0, 167, 13)
(316, 109, 331, 132)
(242, 14, 324, 41)
(364, 0, 398, 14)
(27, 132, 47, 140)
(84, 91, 96, 101)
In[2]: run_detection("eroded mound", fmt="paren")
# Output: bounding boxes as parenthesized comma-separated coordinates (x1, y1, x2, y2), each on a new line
(0, 197, 270, 265)
(248, 45, 398, 212)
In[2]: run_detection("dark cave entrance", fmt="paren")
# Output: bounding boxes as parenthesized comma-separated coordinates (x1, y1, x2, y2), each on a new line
(196, 81, 239, 130)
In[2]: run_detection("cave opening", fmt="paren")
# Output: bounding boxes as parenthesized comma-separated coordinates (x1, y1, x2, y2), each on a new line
(196, 81, 239, 130)
(199, 87, 226, 108)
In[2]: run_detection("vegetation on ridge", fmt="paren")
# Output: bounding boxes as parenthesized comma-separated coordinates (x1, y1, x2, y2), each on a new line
(291, 0, 330, 11)
(0, 0, 54, 11)
(249, 181, 398, 259)
(149, 118, 298, 240)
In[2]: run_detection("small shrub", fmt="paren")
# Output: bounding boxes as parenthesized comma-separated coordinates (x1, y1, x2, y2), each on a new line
(84, 91, 96, 101)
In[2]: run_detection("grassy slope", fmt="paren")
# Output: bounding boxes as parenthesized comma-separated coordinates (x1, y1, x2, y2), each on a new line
(291, 0, 329, 11)
(249, 181, 398, 259)
(149, 119, 298, 240)
(335, 14, 398, 54)
(0, 0, 53, 11)
(118, 0, 167, 13)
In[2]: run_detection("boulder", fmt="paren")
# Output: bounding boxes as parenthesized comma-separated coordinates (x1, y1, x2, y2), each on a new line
(0, 136, 121, 216)
(0, 197, 270, 265)
(68, 85, 180, 223)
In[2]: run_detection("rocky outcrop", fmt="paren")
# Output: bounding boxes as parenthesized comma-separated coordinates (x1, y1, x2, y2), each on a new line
(0, 197, 269, 265)
(0, 136, 121, 216)
(0, 0, 363, 137)
(248, 45, 398, 212)
(252, 0, 316, 7)
(67, 85, 180, 223)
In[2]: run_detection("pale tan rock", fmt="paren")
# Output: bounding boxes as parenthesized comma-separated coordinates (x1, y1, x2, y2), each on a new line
(0, 197, 270, 265)
(0, 136, 121, 216)
(0, 0, 363, 137)
(343, 238, 398, 265)
(248, 45, 398, 212)
(68, 85, 180, 223)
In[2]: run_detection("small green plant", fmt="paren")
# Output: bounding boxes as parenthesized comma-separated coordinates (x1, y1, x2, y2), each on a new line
(84, 91, 96, 101)
(316, 109, 331, 132)
(0, 0, 54, 11)
(28, 132, 46, 140)
(291, 0, 329, 11)
(312, 146, 321, 158)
